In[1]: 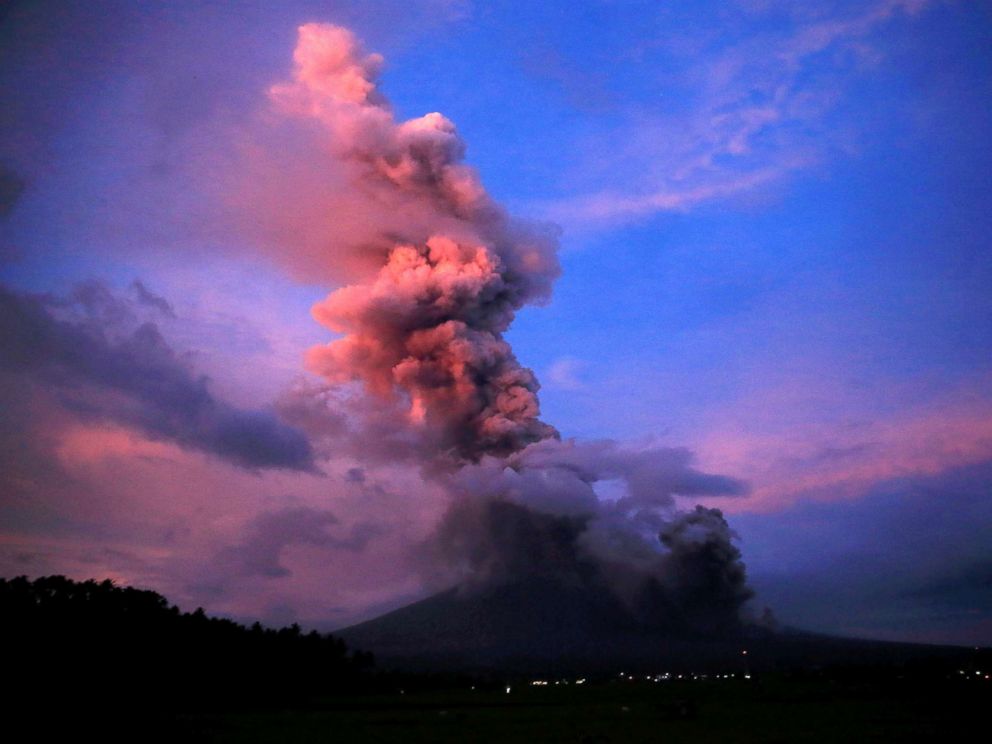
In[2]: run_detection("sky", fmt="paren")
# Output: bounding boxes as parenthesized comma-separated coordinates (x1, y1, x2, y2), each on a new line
(1, 0, 990, 645)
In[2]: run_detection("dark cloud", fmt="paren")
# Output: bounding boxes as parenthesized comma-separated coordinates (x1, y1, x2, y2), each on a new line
(0, 282, 314, 471)
(195, 506, 385, 596)
(431, 498, 591, 588)
(344, 468, 366, 483)
(428, 497, 753, 635)
(130, 279, 176, 318)
(422, 438, 752, 632)
(220, 507, 381, 579)
(649, 506, 755, 635)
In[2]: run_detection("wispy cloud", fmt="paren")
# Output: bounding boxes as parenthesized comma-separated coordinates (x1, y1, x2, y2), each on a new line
(545, 0, 935, 227)
(697, 374, 992, 513)
(544, 356, 587, 391)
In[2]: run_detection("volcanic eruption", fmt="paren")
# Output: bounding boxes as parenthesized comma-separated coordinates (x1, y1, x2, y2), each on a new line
(272, 24, 760, 666)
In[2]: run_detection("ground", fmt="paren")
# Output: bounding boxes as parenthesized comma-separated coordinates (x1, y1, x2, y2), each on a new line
(163, 673, 986, 743)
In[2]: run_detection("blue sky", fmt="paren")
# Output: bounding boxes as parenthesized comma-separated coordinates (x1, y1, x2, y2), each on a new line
(1, 0, 990, 644)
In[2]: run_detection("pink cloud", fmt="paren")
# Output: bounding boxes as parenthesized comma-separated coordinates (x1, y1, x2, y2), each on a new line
(0, 369, 448, 628)
(696, 377, 992, 513)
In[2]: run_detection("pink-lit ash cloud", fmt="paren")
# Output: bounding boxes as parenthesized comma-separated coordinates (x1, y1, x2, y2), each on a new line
(266, 24, 757, 632)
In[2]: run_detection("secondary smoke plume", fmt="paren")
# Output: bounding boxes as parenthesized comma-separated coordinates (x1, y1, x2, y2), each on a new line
(432, 440, 753, 633)
(275, 24, 757, 633)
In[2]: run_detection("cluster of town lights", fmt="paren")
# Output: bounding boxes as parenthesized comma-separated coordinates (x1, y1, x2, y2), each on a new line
(617, 671, 750, 682)
(958, 670, 989, 680)
(526, 671, 752, 687)
(529, 678, 586, 686)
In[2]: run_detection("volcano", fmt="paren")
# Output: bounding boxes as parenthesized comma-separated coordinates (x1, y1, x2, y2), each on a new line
(264, 27, 982, 675)
(336, 578, 973, 674)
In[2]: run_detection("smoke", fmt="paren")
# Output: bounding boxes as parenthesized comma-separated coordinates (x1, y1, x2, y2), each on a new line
(430, 439, 754, 633)
(272, 24, 758, 634)
(269, 24, 559, 463)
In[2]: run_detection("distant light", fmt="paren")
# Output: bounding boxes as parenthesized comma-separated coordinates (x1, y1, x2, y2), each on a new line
(506, 686, 511, 694)
(745, 674, 751, 680)
(742, 650, 748, 655)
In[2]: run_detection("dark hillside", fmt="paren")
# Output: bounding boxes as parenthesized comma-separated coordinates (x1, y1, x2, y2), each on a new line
(2, 575, 373, 713)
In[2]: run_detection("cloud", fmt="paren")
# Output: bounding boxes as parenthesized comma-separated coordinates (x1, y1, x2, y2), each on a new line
(736, 458, 992, 644)
(130, 280, 176, 318)
(429, 497, 753, 635)
(202, 506, 384, 586)
(544, 0, 936, 226)
(423, 437, 751, 631)
(545, 356, 586, 391)
(697, 376, 992, 512)
(0, 282, 314, 472)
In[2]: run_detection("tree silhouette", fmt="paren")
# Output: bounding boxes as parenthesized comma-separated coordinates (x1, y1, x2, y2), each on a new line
(1, 575, 374, 714)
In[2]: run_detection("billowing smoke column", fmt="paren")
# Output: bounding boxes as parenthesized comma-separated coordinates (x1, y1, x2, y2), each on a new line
(271, 24, 558, 462)
(275, 25, 756, 634)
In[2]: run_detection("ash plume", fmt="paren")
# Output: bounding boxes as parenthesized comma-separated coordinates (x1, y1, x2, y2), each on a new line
(430, 440, 753, 633)
(272, 23, 558, 463)
(274, 25, 758, 634)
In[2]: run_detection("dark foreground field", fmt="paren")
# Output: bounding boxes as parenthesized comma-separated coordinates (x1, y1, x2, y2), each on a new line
(164, 673, 986, 743)
(8, 578, 987, 742)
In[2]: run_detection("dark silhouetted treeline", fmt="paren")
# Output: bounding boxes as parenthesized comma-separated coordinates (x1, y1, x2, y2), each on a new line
(2, 575, 374, 714)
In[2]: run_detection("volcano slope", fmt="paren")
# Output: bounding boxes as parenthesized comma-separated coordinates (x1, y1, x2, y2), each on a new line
(337, 577, 975, 675)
